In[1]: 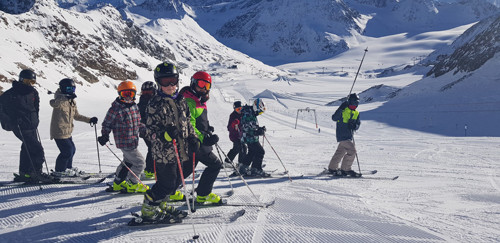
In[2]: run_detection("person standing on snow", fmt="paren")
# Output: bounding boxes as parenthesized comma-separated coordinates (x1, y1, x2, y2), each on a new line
(98, 81, 149, 193)
(238, 98, 268, 177)
(225, 101, 246, 166)
(0, 69, 50, 183)
(328, 93, 361, 177)
(49, 78, 98, 177)
(140, 62, 199, 221)
(178, 70, 224, 205)
(137, 81, 156, 179)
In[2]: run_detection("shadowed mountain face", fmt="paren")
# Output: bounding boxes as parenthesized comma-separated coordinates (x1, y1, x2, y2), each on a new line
(0, 0, 35, 14)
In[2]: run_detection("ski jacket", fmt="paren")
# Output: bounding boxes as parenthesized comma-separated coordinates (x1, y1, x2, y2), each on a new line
(331, 102, 360, 142)
(101, 98, 145, 149)
(227, 111, 241, 142)
(179, 87, 212, 148)
(49, 89, 91, 140)
(0, 81, 40, 131)
(240, 105, 260, 144)
(137, 94, 154, 124)
(144, 91, 197, 164)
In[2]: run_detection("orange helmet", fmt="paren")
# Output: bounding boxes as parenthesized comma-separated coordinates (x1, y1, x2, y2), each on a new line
(117, 81, 137, 101)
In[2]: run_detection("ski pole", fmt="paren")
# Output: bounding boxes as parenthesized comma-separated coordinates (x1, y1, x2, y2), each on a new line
(214, 144, 235, 197)
(104, 144, 145, 186)
(348, 47, 368, 97)
(191, 152, 196, 213)
(172, 139, 199, 239)
(263, 134, 292, 182)
(215, 143, 261, 203)
(17, 125, 43, 190)
(352, 131, 362, 175)
(36, 129, 50, 174)
(91, 123, 102, 173)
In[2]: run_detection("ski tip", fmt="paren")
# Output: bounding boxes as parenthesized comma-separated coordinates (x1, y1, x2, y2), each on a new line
(192, 235, 200, 240)
(392, 176, 399, 180)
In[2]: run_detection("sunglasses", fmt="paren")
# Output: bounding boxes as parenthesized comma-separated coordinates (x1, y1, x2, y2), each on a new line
(195, 80, 211, 90)
(120, 90, 136, 98)
(65, 86, 76, 93)
(158, 77, 178, 87)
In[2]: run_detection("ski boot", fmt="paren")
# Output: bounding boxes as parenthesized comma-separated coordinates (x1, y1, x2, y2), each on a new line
(144, 170, 155, 180)
(129, 183, 149, 193)
(107, 180, 132, 192)
(237, 163, 250, 175)
(13, 173, 33, 182)
(249, 168, 270, 177)
(168, 190, 185, 202)
(196, 192, 222, 205)
(159, 202, 188, 219)
(141, 193, 182, 223)
(344, 170, 362, 178)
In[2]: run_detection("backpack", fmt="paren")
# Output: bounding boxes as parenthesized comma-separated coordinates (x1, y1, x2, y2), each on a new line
(0, 93, 14, 131)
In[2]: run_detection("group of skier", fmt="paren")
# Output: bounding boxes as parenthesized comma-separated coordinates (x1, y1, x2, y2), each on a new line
(0, 65, 362, 221)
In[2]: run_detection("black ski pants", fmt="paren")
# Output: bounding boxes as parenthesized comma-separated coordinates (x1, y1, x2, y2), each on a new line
(227, 140, 247, 164)
(178, 146, 222, 197)
(143, 138, 154, 173)
(149, 162, 179, 201)
(13, 129, 45, 175)
(243, 142, 265, 170)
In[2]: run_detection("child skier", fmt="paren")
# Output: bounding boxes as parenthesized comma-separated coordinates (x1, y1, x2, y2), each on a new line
(140, 62, 200, 221)
(178, 71, 223, 204)
(238, 98, 268, 177)
(225, 101, 246, 166)
(137, 81, 156, 179)
(0, 69, 50, 183)
(328, 93, 361, 177)
(50, 78, 98, 177)
(98, 81, 149, 193)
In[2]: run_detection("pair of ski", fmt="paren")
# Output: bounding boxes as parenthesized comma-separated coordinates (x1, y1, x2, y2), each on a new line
(316, 169, 399, 180)
(128, 195, 275, 226)
(0, 172, 111, 187)
(228, 169, 303, 180)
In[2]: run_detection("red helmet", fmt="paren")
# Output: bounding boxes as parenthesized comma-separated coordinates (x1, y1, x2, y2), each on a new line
(190, 71, 212, 91)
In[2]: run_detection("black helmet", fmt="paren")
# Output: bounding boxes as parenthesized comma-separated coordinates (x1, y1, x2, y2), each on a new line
(19, 69, 36, 85)
(154, 62, 179, 81)
(233, 101, 242, 109)
(141, 81, 157, 91)
(59, 78, 76, 94)
(348, 93, 359, 106)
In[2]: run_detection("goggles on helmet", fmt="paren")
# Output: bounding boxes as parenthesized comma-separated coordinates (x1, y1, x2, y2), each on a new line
(235, 107, 242, 112)
(64, 86, 76, 94)
(195, 79, 211, 90)
(158, 77, 178, 87)
(120, 90, 136, 98)
(22, 79, 36, 86)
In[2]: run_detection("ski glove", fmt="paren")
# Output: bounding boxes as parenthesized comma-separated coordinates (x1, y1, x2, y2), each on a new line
(208, 125, 215, 133)
(203, 133, 219, 146)
(161, 125, 179, 143)
(97, 134, 109, 146)
(89, 117, 98, 125)
(256, 126, 266, 136)
(188, 135, 200, 154)
(348, 119, 358, 130)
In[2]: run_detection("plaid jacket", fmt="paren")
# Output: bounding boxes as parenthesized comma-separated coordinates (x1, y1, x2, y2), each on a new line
(101, 98, 145, 149)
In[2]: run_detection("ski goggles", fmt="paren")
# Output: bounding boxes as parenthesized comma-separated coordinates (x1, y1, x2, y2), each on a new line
(234, 107, 242, 112)
(64, 86, 76, 94)
(158, 77, 178, 87)
(195, 79, 211, 90)
(22, 78, 36, 86)
(119, 90, 136, 98)
(141, 89, 154, 95)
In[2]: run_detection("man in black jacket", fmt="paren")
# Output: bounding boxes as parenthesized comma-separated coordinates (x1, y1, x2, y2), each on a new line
(0, 69, 47, 182)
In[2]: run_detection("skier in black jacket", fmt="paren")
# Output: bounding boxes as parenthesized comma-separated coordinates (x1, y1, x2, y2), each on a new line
(0, 69, 49, 182)
(328, 93, 361, 177)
